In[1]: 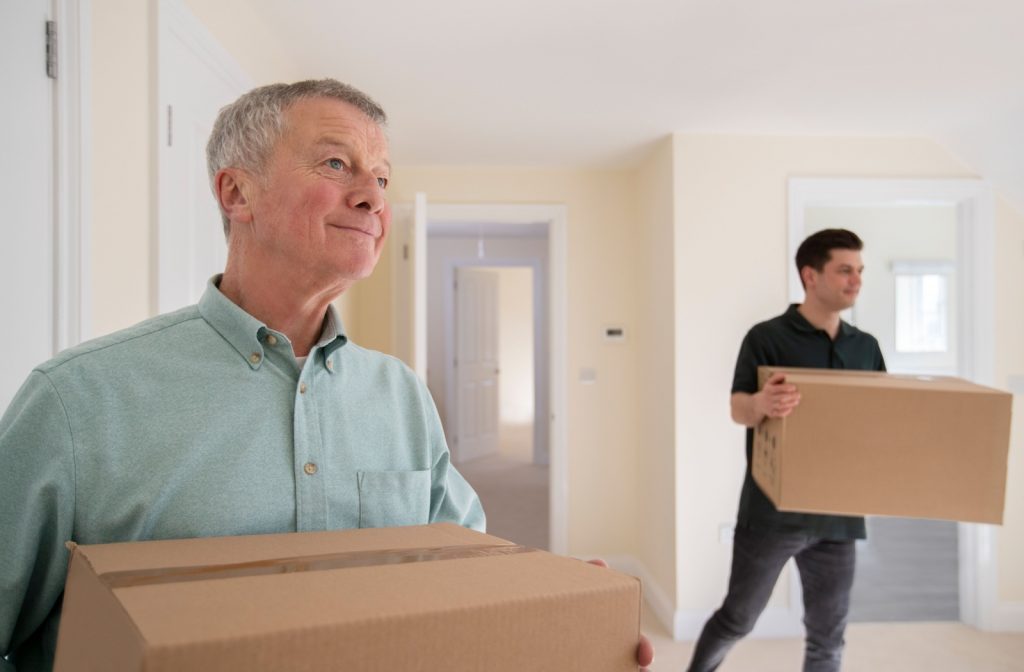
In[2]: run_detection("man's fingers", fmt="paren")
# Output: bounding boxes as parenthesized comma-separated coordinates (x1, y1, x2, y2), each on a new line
(768, 394, 801, 417)
(637, 634, 654, 667)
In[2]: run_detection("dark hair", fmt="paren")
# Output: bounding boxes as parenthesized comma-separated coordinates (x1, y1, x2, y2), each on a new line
(795, 228, 863, 288)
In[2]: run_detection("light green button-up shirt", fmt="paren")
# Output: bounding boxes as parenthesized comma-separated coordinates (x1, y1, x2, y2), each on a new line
(0, 279, 484, 671)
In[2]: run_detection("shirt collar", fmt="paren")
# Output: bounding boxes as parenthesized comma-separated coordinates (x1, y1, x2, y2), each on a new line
(784, 303, 855, 339)
(198, 276, 348, 370)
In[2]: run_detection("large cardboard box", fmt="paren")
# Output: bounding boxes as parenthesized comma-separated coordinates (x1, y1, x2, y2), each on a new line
(753, 367, 1012, 523)
(54, 523, 641, 671)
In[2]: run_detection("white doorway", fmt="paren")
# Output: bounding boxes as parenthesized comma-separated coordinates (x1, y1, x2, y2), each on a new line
(419, 204, 567, 553)
(444, 263, 546, 549)
(1, 0, 89, 412)
(788, 177, 998, 628)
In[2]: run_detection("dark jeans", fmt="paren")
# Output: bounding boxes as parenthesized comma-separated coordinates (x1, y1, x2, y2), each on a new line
(687, 527, 856, 672)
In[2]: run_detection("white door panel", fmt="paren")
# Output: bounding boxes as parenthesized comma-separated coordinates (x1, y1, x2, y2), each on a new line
(1, 0, 55, 411)
(454, 268, 500, 462)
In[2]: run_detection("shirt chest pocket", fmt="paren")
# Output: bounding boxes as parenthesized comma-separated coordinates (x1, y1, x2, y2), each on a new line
(356, 469, 431, 528)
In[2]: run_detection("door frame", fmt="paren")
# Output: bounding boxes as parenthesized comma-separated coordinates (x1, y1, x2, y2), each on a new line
(427, 203, 568, 555)
(54, 0, 92, 349)
(444, 257, 546, 465)
(788, 177, 998, 629)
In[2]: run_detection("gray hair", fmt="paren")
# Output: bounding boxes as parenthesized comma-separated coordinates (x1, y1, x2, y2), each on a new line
(206, 79, 387, 238)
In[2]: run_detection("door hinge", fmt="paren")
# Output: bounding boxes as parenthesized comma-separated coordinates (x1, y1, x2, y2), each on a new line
(167, 105, 173, 147)
(45, 21, 57, 79)
(402, 243, 409, 260)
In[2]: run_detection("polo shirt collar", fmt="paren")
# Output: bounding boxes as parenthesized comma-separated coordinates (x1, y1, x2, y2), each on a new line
(784, 303, 855, 339)
(198, 276, 348, 369)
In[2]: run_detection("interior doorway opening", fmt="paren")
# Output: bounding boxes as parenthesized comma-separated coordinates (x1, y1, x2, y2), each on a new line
(426, 227, 550, 549)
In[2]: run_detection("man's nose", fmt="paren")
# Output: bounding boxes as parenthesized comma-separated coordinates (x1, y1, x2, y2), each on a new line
(347, 173, 387, 213)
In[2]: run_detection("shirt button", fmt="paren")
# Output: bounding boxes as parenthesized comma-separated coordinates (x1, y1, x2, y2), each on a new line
(299, 383, 307, 395)
(303, 462, 318, 476)
(249, 352, 262, 364)
(326, 358, 334, 371)
(266, 334, 278, 346)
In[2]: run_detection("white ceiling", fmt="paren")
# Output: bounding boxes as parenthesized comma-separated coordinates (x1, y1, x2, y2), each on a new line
(235, 0, 1024, 207)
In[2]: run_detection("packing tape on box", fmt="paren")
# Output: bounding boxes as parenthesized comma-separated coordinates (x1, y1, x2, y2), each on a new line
(98, 543, 534, 589)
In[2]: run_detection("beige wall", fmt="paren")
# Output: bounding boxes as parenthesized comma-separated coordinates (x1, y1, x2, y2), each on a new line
(182, 0, 301, 85)
(633, 137, 679, 604)
(671, 134, 1024, 613)
(91, 0, 153, 336)
(495, 267, 536, 426)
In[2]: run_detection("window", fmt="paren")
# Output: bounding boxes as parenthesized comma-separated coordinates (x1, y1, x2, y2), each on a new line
(893, 261, 954, 353)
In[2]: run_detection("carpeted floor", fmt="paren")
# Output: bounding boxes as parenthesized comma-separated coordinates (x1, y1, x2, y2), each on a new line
(641, 610, 1024, 671)
(454, 424, 549, 550)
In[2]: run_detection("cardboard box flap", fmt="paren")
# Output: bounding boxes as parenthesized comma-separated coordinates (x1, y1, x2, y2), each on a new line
(74, 522, 504, 575)
(759, 366, 1003, 394)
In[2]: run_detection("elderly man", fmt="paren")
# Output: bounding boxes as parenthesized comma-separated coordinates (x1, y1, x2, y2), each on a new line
(1, 79, 652, 671)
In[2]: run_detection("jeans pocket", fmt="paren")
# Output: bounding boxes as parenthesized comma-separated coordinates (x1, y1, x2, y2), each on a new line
(357, 469, 431, 528)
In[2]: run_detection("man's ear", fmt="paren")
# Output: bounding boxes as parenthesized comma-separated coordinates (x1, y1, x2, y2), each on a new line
(800, 265, 816, 289)
(215, 168, 255, 226)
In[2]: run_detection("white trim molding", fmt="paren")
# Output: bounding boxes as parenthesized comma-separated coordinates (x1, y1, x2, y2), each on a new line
(606, 555, 803, 641)
(54, 0, 92, 349)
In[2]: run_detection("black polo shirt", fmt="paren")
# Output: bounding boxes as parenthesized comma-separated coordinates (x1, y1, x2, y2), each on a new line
(731, 304, 886, 540)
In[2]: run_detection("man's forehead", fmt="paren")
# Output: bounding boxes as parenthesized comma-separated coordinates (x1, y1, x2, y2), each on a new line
(284, 98, 386, 138)
(827, 249, 863, 266)
(279, 98, 389, 160)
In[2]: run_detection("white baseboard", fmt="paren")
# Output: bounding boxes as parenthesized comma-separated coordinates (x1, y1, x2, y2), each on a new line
(603, 555, 804, 641)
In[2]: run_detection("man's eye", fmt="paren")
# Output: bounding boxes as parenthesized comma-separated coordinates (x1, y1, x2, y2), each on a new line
(377, 176, 389, 189)
(326, 158, 344, 170)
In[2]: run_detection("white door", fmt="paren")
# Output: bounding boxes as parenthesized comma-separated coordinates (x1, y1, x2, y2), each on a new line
(157, 0, 251, 313)
(390, 193, 428, 379)
(0, 0, 55, 412)
(453, 268, 501, 462)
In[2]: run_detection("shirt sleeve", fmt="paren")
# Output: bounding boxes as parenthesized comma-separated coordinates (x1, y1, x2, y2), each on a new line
(415, 379, 486, 532)
(731, 329, 766, 395)
(0, 371, 76, 669)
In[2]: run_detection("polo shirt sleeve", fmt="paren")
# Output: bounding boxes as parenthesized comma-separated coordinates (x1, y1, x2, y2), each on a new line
(731, 328, 767, 395)
(416, 379, 486, 532)
(0, 371, 76, 670)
